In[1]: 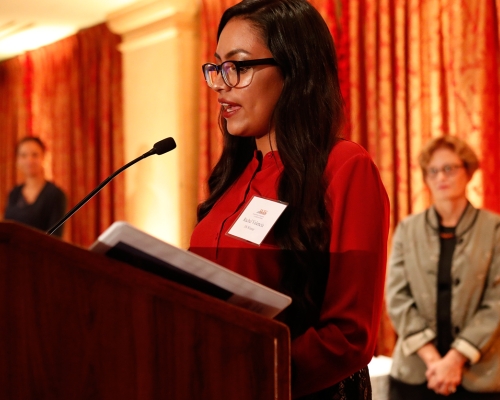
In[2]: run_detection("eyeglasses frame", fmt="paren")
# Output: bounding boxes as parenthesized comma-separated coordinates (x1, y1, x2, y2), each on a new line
(425, 164, 465, 179)
(202, 58, 278, 88)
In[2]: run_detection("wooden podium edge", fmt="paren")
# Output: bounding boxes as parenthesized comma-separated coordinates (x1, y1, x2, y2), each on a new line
(0, 221, 291, 399)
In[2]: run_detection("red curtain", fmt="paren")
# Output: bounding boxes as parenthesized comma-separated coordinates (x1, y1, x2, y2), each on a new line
(0, 58, 27, 199)
(339, 0, 500, 354)
(0, 23, 124, 247)
(199, 0, 500, 355)
(198, 0, 241, 201)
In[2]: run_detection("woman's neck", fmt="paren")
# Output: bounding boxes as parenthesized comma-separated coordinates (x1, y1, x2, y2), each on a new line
(255, 131, 277, 155)
(24, 175, 46, 190)
(434, 197, 468, 227)
(21, 175, 46, 204)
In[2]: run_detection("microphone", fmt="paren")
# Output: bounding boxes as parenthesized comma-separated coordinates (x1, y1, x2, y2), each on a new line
(47, 137, 177, 236)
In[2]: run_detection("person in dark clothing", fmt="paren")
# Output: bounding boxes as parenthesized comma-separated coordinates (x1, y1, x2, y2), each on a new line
(4, 137, 67, 237)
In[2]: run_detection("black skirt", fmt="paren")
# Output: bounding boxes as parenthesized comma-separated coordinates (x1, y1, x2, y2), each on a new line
(297, 366, 372, 400)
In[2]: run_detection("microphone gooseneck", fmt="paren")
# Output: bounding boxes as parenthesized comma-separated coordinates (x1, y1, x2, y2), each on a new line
(47, 137, 177, 236)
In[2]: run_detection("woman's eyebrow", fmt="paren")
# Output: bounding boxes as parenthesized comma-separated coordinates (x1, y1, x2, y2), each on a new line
(214, 48, 252, 60)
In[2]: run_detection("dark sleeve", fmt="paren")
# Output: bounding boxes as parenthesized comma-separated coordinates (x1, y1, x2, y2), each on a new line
(47, 186, 67, 237)
(4, 186, 20, 220)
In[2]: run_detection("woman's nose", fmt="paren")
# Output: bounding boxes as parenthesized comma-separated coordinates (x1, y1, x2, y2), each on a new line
(211, 72, 229, 92)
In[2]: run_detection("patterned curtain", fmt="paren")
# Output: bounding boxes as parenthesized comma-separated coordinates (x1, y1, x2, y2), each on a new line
(199, 0, 500, 356)
(198, 0, 240, 201)
(0, 23, 124, 247)
(0, 58, 27, 199)
(341, 0, 500, 355)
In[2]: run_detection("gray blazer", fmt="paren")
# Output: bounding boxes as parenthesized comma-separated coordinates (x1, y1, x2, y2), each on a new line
(386, 203, 500, 392)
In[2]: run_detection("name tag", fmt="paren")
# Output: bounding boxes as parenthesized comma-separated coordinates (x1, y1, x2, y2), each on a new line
(227, 196, 288, 245)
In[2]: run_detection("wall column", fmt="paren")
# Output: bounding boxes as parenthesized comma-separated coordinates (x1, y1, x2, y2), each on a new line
(107, 0, 199, 248)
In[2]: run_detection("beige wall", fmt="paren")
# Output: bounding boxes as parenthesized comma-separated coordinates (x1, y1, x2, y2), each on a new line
(108, 0, 200, 249)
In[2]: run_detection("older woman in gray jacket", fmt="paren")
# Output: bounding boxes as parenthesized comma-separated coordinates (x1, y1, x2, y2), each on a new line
(386, 136, 500, 399)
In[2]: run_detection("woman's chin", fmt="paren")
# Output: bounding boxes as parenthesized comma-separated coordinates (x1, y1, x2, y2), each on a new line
(433, 194, 465, 203)
(227, 127, 250, 138)
(24, 171, 43, 178)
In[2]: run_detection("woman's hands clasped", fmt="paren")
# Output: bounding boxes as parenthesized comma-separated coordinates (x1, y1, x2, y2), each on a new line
(425, 348, 467, 396)
(418, 343, 467, 396)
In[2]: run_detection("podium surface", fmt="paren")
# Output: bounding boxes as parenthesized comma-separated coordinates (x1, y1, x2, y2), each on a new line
(0, 222, 290, 399)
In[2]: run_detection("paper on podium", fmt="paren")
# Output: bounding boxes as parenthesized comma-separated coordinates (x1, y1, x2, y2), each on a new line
(90, 221, 292, 318)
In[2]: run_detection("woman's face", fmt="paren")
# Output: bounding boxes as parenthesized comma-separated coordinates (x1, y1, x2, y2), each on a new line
(213, 18, 284, 139)
(17, 141, 45, 178)
(425, 147, 470, 203)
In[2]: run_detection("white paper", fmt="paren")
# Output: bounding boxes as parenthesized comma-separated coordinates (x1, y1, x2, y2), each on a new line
(90, 221, 292, 318)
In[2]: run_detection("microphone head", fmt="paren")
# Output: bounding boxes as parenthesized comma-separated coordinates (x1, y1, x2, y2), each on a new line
(153, 137, 176, 155)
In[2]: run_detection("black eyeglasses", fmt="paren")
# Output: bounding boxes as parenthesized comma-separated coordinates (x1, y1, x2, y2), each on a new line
(202, 58, 278, 88)
(426, 164, 465, 179)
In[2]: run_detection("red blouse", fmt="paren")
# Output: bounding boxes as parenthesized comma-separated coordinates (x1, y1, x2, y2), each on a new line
(189, 140, 390, 398)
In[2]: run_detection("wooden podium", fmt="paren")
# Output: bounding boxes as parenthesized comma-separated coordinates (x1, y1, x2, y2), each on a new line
(0, 222, 290, 399)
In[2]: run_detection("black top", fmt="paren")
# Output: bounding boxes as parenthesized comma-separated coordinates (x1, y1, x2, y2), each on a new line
(436, 224, 457, 356)
(4, 181, 67, 237)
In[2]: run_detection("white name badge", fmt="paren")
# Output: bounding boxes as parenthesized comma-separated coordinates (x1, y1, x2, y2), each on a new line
(227, 196, 288, 245)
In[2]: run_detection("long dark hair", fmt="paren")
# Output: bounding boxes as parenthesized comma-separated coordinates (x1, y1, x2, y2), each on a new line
(198, 0, 345, 336)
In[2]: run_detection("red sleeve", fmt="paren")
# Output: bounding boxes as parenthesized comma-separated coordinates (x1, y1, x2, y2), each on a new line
(291, 149, 390, 397)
